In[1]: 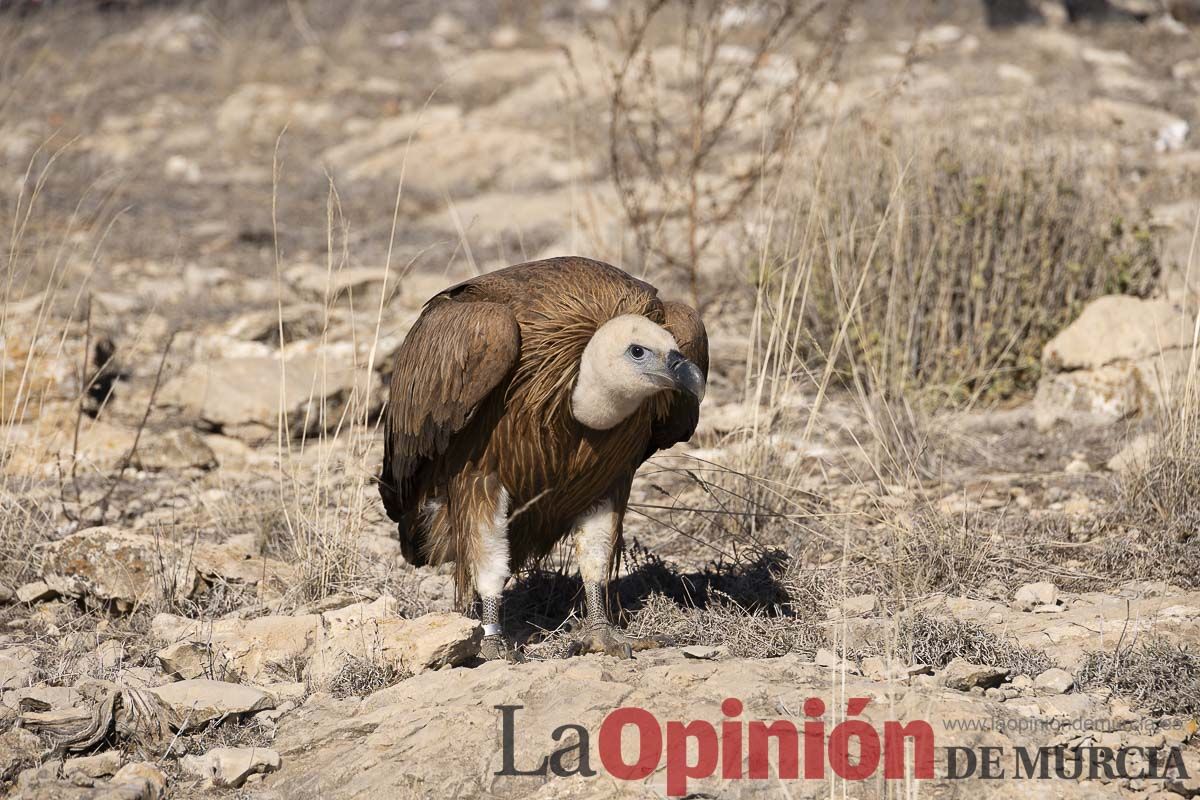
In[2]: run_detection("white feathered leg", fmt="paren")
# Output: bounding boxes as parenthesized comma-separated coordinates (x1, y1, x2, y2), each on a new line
(473, 484, 521, 662)
(570, 500, 671, 658)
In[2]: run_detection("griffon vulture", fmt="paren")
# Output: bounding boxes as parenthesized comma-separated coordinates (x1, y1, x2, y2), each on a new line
(379, 257, 708, 660)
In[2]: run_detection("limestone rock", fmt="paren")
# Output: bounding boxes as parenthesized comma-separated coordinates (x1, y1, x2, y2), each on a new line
(1043, 296, 1193, 371)
(155, 641, 233, 682)
(1, 646, 41, 691)
(826, 594, 879, 619)
(813, 648, 859, 674)
(41, 528, 201, 610)
(1165, 749, 1200, 796)
(3, 417, 141, 478)
(130, 429, 217, 472)
(1034, 296, 1195, 430)
(40, 526, 286, 613)
(62, 751, 122, 783)
(149, 679, 274, 731)
(940, 657, 1009, 691)
(860, 657, 931, 683)
(681, 645, 720, 660)
(158, 354, 376, 443)
(1, 332, 76, 424)
(1014, 581, 1060, 611)
(307, 605, 481, 688)
(344, 126, 595, 197)
(0, 728, 40, 782)
(1033, 361, 1144, 429)
(266, 650, 1123, 798)
(283, 264, 396, 308)
(1033, 667, 1075, 694)
(181, 746, 280, 788)
(152, 613, 321, 684)
(1107, 433, 1157, 473)
(439, 49, 566, 106)
(110, 761, 167, 800)
(216, 83, 333, 144)
(15, 582, 55, 604)
(223, 303, 327, 345)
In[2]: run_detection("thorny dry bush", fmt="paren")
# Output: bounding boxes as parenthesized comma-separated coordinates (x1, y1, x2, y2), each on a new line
(1076, 638, 1200, 718)
(886, 611, 1053, 676)
(593, 0, 853, 307)
(325, 654, 411, 700)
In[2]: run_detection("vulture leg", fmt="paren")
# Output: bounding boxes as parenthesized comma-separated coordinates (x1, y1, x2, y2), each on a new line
(463, 473, 523, 662)
(567, 500, 673, 658)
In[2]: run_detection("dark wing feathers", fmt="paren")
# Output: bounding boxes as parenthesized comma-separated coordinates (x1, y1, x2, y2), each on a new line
(647, 300, 709, 456)
(379, 297, 520, 523)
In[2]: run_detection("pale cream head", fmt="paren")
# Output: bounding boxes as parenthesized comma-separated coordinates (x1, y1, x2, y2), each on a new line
(571, 314, 705, 430)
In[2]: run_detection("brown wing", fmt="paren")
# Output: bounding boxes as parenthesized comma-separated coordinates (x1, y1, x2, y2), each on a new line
(647, 300, 709, 457)
(379, 296, 520, 533)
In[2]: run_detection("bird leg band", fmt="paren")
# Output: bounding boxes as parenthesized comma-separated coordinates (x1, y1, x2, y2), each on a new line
(481, 595, 503, 638)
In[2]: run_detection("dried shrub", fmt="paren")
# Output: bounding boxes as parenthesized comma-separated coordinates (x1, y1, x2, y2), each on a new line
(891, 611, 1053, 676)
(596, 0, 850, 305)
(1120, 377, 1200, 540)
(1094, 375, 1200, 588)
(793, 137, 1160, 403)
(1075, 639, 1200, 717)
(0, 487, 52, 589)
(325, 654, 410, 699)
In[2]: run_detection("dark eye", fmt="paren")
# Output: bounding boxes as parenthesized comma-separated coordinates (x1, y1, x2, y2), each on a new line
(629, 345, 646, 359)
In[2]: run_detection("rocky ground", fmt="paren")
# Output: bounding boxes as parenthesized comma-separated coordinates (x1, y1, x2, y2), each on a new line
(3, 1, 1200, 798)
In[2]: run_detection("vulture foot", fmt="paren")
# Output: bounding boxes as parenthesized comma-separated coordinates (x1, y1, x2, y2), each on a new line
(567, 623, 672, 659)
(480, 634, 525, 663)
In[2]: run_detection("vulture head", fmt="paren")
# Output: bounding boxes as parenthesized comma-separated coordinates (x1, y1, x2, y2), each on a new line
(571, 314, 706, 430)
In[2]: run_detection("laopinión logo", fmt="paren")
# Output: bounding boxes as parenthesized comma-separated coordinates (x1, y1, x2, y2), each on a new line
(496, 698, 1191, 797)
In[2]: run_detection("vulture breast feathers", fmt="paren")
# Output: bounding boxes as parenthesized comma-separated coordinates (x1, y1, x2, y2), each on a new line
(379, 257, 708, 578)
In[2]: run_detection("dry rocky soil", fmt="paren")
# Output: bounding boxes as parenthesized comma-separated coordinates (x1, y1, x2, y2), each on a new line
(2, 1, 1200, 798)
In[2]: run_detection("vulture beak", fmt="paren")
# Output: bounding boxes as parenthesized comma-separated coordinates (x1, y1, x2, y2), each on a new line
(666, 350, 706, 402)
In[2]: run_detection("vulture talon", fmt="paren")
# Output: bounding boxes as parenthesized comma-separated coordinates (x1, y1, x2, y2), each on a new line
(568, 623, 668, 659)
(480, 634, 524, 663)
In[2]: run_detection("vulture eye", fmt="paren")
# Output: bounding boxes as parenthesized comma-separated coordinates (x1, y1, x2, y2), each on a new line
(628, 345, 646, 360)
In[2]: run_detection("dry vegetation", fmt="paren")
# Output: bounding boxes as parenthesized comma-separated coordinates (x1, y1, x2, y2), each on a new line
(1, 2, 1200, 791)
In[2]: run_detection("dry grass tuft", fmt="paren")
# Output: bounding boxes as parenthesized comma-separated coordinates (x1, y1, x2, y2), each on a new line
(325, 654, 410, 699)
(1118, 377, 1200, 538)
(888, 611, 1053, 676)
(1076, 638, 1200, 717)
(796, 135, 1160, 405)
(1093, 364, 1200, 588)
(0, 485, 53, 590)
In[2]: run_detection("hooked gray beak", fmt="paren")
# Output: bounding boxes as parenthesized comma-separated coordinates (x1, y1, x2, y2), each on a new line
(666, 350, 706, 402)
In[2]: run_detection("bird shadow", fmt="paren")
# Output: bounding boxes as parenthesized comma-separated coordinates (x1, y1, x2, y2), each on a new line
(502, 543, 792, 646)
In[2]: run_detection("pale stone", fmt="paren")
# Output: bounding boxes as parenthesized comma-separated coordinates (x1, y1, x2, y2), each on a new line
(150, 680, 274, 731)
(15, 582, 55, 604)
(63, 750, 122, 782)
(1034, 668, 1075, 694)
(181, 746, 281, 788)
(159, 355, 376, 443)
(1014, 581, 1060, 611)
(941, 657, 1008, 691)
